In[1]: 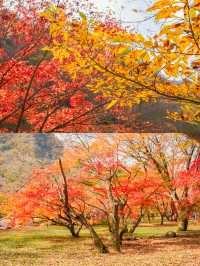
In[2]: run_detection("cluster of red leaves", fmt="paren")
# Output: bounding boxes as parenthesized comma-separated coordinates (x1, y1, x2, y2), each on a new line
(172, 158, 200, 208)
(0, 1, 103, 132)
(81, 151, 166, 221)
(10, 168, 86, 226)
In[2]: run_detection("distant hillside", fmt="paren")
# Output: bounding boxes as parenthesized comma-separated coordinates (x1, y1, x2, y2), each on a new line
(0, 134, 64, 191)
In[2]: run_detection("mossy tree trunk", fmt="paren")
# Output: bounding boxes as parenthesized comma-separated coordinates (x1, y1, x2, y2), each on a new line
(129, 209, 144, 235)
(88, 224, 109, 253)
(160, 214, 164, 225)
(178, 218, 188, 231)
(78, 214, 109, 254)
(68, 223, 82, 238)
(106, 178, 122, 252)
(119, 225, 128, 244)
(111, 219, 121, 252)
(178, 211, 189, 231)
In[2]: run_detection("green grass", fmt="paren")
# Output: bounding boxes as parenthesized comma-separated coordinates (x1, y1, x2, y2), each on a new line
(0, 223, 200, 265)
(0, 226, 86, 265)
(135, 223, 200, 237)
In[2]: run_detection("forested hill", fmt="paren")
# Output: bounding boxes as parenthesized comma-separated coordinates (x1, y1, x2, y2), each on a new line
(0, 134, 64, 191)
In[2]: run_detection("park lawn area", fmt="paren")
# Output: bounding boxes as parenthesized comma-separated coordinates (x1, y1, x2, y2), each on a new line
(0, 223, 200, 266)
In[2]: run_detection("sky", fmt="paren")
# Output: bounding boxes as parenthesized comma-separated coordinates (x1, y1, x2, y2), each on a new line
(57, 133, 96, 147)
(92, 0, 150, 19)
(90, 0, 159, 35)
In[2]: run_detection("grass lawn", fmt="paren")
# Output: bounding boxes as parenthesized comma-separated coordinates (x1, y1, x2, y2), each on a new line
(0, 223, 200, 266)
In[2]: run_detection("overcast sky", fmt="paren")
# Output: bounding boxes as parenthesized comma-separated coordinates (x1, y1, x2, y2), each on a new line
(90, 0, 159, 35)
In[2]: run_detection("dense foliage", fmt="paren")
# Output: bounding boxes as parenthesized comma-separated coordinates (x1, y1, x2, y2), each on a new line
(0, 0, 199, 133)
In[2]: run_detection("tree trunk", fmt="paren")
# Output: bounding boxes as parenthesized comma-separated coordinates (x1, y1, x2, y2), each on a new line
(130, 213, 143, 234)
(160, 214, 164, 225)
(178, 210, 188, 231)
(106, 179, 121, 252)
(109, 208, 121, 252)
(87, 224, 109, 253)
(78, 214, 109, 253)
(110, 203, 122, 252)
(178, 217, 188, 231)
(111, 227, 121, 252)
(59, 159, 82, 237)
(119, 226, 128, 244)
(71, 231, 79, 237)
(147, 213, 151, 223)
(69, 224, 80, 238)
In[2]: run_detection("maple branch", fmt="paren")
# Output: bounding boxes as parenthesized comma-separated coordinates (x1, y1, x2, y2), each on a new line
(185, 1, 200, 51)
(38, 87, 83, 132)
(15, 52, 47, 132)
(88, 55, 200, 106)
(46, 100, 110, 132)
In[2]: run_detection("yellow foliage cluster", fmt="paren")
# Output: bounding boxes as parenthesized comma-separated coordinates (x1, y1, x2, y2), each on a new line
(41, 1, 200, 123)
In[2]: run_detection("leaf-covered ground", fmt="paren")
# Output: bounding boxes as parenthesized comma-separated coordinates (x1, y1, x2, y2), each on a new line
(0, 224, 200, 266)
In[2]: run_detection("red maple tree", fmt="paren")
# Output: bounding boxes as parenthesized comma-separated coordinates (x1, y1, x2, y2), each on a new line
(0, 0, 110, 132)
